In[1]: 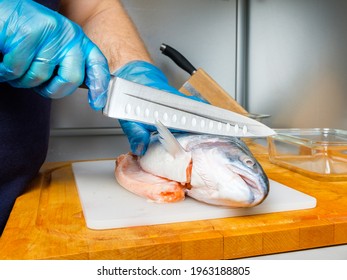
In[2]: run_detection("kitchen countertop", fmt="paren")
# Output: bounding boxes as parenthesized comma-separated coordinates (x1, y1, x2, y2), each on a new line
(0, 137, 347, 260)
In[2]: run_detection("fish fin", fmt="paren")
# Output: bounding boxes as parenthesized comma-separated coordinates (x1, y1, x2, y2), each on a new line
(154, 120, 187, 158)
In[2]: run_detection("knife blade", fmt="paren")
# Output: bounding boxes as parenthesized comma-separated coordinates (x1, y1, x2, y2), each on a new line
(103, 77, 275, 138)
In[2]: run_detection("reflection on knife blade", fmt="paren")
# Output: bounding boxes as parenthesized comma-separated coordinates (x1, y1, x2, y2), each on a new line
(103, 77, 276, 138)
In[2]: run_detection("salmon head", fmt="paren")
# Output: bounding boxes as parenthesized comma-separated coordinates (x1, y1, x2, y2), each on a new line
(182, 135, 269, 207)
(139, 133, 269, 208)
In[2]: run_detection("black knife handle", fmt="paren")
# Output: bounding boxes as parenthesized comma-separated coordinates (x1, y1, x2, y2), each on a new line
(160, 43, 196, 75)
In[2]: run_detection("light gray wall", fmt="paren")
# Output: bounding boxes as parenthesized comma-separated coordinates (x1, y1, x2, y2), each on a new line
(247, 0, 347, 129)
(50, 0, 347, 131)
(50, 0, 237, 130)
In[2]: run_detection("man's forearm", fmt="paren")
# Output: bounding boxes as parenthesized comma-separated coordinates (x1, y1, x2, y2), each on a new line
(60, 0, 152, 72)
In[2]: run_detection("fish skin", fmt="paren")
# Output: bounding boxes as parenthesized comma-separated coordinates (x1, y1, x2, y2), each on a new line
(138, 134, 269, 207)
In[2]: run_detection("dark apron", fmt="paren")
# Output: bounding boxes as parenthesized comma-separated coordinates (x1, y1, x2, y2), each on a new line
(0, 0, 60, 234)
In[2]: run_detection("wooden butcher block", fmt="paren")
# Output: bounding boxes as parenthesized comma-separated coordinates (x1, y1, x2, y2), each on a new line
(72, 160, 316, 230)
(1, 141, 347, 260)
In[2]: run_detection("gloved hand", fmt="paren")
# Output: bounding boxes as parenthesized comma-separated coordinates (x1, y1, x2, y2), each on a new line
(115, 60, 206, 156)
(0, 0, 109, 110)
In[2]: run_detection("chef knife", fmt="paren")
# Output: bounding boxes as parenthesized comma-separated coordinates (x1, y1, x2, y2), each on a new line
(102, 76, 276, 138)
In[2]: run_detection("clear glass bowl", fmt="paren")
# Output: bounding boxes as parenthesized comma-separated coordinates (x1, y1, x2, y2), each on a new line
(267, 128, 347, 181)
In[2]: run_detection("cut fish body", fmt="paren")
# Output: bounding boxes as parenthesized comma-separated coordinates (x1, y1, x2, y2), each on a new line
(115, 153, 186, 203)
(115, 134, 269, 207)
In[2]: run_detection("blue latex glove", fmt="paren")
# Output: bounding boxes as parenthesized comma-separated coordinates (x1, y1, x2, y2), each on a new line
(0, 0, 109, 110)
(115, 60, 206, 156)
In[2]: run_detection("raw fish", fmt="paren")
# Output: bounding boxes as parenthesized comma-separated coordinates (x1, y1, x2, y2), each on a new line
(115, 133, 269, 207)
(116, 153, 186, 203)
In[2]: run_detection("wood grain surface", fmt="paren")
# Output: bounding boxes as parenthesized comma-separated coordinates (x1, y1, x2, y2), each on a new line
(179, 68, 249, 115)
(1, 143, 346, 260)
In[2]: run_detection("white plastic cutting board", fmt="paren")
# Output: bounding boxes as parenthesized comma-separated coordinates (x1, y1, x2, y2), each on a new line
(72, 160, 317, 230)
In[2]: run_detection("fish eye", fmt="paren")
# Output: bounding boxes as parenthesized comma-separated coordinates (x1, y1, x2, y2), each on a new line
(240, 155, 255, 168)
